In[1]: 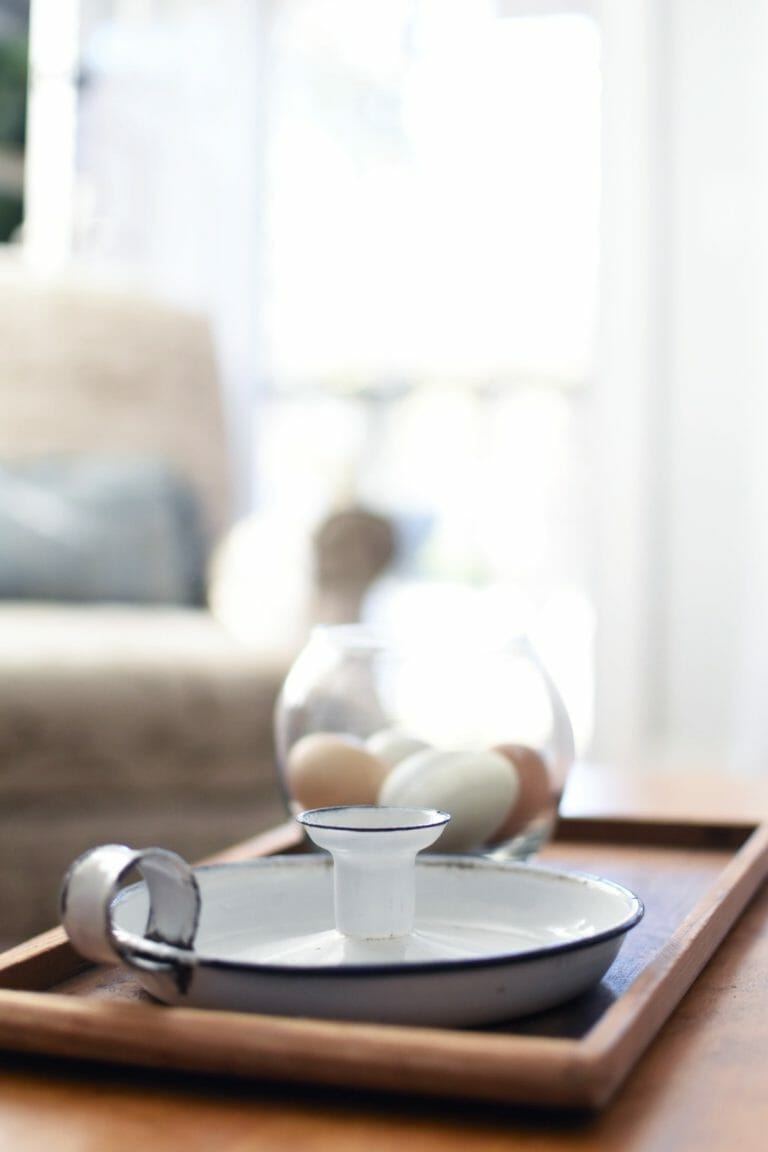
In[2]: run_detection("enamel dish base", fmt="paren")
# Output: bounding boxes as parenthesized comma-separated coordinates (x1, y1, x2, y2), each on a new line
(106, 854, 643, 1027)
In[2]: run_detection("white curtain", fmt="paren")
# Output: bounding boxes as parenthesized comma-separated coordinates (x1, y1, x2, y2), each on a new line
(73, 0, 271, 511)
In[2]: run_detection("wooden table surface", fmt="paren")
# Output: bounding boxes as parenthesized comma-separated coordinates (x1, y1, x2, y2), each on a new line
(1, 763, 767, 1152)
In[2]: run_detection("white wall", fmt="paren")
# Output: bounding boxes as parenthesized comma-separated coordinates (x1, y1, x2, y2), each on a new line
(593, 0, 768, 774)
(666, 0, 768, 771)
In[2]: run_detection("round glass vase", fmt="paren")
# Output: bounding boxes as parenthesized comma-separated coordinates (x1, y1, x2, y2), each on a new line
(274, 623, 575, 858)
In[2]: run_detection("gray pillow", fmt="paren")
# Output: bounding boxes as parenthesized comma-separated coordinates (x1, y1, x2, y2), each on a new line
(0, 457, 208, 605)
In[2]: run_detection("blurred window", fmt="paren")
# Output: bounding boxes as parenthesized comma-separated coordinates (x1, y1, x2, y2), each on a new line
(257, 0, 601, 750)
(33, 0, 600, 752)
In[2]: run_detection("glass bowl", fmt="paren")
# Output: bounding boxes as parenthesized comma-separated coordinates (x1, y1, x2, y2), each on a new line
(274, 623, 574, 857)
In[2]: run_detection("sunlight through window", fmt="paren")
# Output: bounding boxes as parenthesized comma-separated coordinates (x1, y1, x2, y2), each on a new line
(264, 1, 600, 387)
(258, 1, 601, 752)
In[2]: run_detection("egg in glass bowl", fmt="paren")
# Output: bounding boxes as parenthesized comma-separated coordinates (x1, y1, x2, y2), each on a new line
(274, 623, 574, 858)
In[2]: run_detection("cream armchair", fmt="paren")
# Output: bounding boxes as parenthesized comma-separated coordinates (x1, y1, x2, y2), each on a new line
(0, 258, 393, 943)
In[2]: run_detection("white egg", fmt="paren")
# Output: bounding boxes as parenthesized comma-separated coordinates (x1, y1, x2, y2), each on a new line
(365, 727, 431, 769)
(378, 747, 519, 851)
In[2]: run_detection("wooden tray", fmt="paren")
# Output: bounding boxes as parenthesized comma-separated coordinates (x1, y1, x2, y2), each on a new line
(1, 816, 766, 1110)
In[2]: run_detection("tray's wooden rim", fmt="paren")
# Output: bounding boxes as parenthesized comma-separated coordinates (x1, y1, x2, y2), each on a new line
(1, 816, 766, 1111)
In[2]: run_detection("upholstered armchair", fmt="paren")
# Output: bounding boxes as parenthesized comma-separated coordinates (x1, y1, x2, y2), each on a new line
(0, 257, 393, 942)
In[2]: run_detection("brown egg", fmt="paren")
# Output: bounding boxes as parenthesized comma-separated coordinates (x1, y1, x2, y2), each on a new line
(285, 732, 389, 811)
(488, 743, 554, 841)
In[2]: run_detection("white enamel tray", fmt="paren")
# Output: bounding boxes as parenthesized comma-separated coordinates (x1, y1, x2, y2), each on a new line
(61, 811, 643, 1028)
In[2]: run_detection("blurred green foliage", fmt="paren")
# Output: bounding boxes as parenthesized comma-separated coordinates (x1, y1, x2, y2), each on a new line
(0, 32, 28, 240)
(0, 191, 22, 239)
(0, 36, 28, 146)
